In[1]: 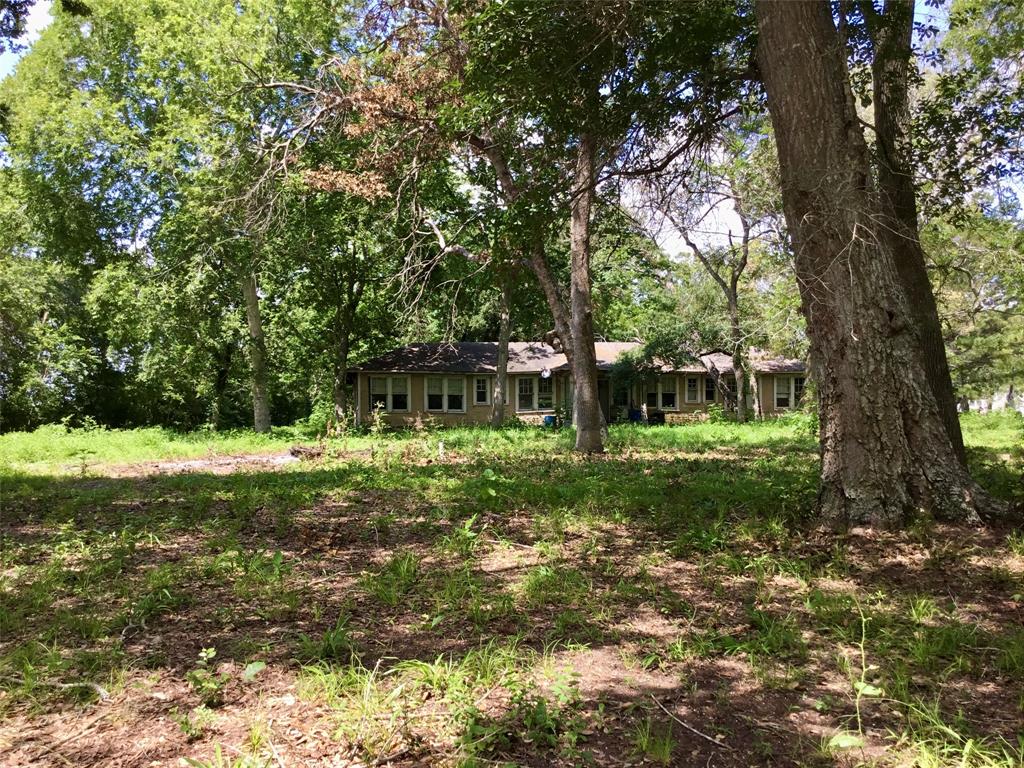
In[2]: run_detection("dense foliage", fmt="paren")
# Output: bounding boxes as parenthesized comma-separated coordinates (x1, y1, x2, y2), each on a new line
(0, 0, 1021, 434)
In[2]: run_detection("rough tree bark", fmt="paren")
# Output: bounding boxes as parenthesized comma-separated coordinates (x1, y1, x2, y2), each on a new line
(867, 0, 967, 466)
(241, 271, 272, 433)
(754, 0, 996, 528)
(568, 133, 606, 453)
(470, 136, 574, 366)
(491, 278, 511, 427)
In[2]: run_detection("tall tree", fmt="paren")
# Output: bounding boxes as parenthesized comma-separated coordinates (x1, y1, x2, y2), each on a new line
(754, 0, 999, 528)
(858, 0, 967, 464)
(461, 0, 748, 451)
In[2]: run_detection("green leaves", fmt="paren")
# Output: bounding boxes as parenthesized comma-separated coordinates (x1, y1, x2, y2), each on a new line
(242, 661, 266, 681)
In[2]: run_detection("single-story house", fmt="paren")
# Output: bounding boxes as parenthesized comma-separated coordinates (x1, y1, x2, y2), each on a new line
(352, 341, 807, 427)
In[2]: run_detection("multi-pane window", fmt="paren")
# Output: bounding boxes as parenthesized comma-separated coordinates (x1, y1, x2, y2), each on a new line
(368, 376, 410, 412)
(704, 376, 717, 404)
(645, 384, 658, 408)
(475, 377, 490, 405)
(446, 377, 464, 411)
(537, 378, 554, 410)
(426, 377, 444, 410)
(660, 376, 677, 409)
(425, 377, 465, 412)
(517, 378, 535, 411)
(645, 376, 680, 410)
(685, 376, 700, 403)
(793, 376, 806, 406)
(774, 376, 792, 409)
(516, 377, 555, 411)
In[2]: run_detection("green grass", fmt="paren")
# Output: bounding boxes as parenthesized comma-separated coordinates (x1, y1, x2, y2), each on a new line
(0, 423, 305, 472)
(0, 413, 1021, 767)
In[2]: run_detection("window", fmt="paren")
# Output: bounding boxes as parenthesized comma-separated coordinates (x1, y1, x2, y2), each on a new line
(774, 376, 791, 409)
(685, 376, 700, 403)
(369, 376, 410, 412)
(425, 377, 465, 413)
(446, 377, 464, 412)
(705, 376, 717, 404)
(659, 376, 676, 409)
(517, 378, 534, 411)
(427, 377, 444, 410)
(390, 376, 408, 411)
(516, 377, 555, 411)
(474, 377, 490, 405)
(537, 377, 554, 409)
(644, 376, 679, 410)
(645, 384, 658, 408)
(793, 376, 806, 406)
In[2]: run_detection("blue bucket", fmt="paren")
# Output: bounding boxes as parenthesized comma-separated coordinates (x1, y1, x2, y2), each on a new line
(542, 415, 557, 428)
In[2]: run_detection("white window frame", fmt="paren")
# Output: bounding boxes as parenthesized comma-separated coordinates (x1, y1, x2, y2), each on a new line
(774, 375, 803, 410)
(516, 377, 535, 412)
(659, 375, 678, 411)
(684, 375, 701, 404)
(537, 376, 555, 410)
(793, 376, 806, 407)
(704, 375, 717, 404)
(368, 375, 411, 413)
(643, 375, 681, 411)
(515, 376, 556, 412)
(424, 376, 467, 413)
(474, 376, 491, 406)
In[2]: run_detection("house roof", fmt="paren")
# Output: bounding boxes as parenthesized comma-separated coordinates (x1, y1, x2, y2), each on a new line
(355, 342, 805, 376)
(749, 348, 807, 374)
(355, 341, 647, 374)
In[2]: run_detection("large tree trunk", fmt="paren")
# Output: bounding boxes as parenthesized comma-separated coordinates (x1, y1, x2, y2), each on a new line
(241, 272, 271, 434)
(527, 240, 574, 364)
(870, 0, 966, 466)
(728, 299, 747, 423)
(491, 278, 511, 427)
(469, 136, 574, 362)
(569, 134, 605, 453)
(754, 0, 995, 528)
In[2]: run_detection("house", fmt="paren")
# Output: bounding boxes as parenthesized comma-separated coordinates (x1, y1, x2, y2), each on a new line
(352, 341, 807, 427)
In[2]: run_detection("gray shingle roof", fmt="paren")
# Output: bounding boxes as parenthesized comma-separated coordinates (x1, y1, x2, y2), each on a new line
(355, 341, 647, 374)
(355, 342, 805, 376)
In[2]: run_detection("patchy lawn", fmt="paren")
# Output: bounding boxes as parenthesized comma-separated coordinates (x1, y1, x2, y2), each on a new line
(1, 414, 1022, 767)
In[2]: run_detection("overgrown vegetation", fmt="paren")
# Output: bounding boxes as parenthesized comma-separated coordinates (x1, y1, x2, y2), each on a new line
(2, 415, 1021, 765)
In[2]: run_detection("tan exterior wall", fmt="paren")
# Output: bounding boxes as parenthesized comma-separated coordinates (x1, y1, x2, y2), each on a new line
(757, 373, 808, 417)
(357, 372, 568, 428)
(356, 370, 805, 427)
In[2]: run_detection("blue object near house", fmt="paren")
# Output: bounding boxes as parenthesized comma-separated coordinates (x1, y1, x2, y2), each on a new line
(542, 415, 558, 428)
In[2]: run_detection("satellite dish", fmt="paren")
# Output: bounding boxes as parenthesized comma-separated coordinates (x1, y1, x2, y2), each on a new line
(541, 367, 551, 379)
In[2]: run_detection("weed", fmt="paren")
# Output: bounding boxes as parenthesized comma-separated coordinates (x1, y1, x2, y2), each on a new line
(184, 744, 269, 768)
(172, 705, 217, 741)
(186, 648, 230, 707)
(632, 716, 675, 764)
(297, 615, 356, 663)
(363, 552, 420, 606)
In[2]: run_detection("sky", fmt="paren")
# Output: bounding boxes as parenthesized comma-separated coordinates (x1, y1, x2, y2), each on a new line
(0, 1, 53, 80)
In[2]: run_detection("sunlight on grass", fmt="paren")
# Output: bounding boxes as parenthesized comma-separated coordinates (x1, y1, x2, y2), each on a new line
(1, 413, 1021, 765)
